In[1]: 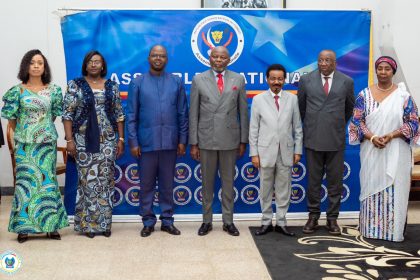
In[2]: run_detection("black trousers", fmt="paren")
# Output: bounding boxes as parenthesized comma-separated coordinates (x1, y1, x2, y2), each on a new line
(305, 148, 344, 220)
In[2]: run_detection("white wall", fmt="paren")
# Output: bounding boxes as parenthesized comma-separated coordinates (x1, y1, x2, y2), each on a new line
(0, 0, 418, 187)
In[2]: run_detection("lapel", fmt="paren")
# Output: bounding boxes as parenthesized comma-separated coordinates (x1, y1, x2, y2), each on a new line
(314, 71, 328, 101)
(219, 70, 232, 104)
(204, 70, 222, 101)
(329, 71, 344, 98)
(262, 90, 280, 119)
(278, 91, 289, 116)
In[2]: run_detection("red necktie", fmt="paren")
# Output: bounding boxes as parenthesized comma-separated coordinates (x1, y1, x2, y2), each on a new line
(217, 73, 224, 94)
(274, 95, 279, 111)
(323, 77, 330, 95)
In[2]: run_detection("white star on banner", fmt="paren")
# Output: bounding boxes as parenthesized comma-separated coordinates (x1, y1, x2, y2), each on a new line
(242, 13, 297, 55)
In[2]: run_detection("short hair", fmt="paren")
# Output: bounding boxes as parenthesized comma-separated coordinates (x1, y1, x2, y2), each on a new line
(148, 44, 167, 56)
(266, 64, 287, 78)
(18, 49, 51, 84)
(81, 50, 107, 77)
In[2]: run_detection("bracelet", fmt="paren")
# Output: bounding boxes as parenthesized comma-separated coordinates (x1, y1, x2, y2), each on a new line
(66, 139, 74, 143)
(370, 135, 378, 143)
(118, 137, 125, 143)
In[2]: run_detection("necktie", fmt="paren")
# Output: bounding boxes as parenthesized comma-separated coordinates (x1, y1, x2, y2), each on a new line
(323, 77, 330, 95)
(274, 95, 279, 111)
(217, 73, 224, 94)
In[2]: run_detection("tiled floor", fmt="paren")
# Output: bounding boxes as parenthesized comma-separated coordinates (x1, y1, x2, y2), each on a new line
(1, 196, 419, 280)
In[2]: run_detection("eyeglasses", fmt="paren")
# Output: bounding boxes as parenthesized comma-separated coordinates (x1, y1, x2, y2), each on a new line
(88, 60, 102, 66)
(150, 54, 167, 59)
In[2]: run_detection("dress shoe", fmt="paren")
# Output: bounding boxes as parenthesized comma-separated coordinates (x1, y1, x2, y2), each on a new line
(198, 223, 212, 236)
(275, 225, 295, 237)
(46, 231, 61, 240)
(255, 224, 273, 236)
(223, 223, 240, 236)
(161, 224, 181, 235)
(302, 217, 318, 234)
(103, 230, 111, 237)
(140, 226, 154, 237)
(326, 220, 341, 235)
(17, 233, 28, 243)
(86, 232, 95, 239)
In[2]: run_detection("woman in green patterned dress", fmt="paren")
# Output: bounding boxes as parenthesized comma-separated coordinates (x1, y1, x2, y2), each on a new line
(63, 50, 125, 238)
(1, 49, 69, 243)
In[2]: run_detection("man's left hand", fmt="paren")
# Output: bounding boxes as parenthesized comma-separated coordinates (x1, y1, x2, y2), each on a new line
(177, 144, 186, 156)
(116, 140, 125, 158)
(293, 154, 301, 165)
(238, 143, 246, 158)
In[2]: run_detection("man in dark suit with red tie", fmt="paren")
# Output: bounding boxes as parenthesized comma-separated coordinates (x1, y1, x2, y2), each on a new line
(298, 50, 355, 235)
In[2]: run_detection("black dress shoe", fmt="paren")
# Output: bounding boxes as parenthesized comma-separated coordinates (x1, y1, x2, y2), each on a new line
(275, 225, 295, 237)
(302, 217, 318, 234)
(17, 233, 28, 243)
(140, 226, 154, 237)
(198, 223, 212, 236)
(103, 230, 111, 237)
(86, 232, 95, 239)
(255, 224, 273, 236)
(161, 224, 181, 235)
(223, 223, 240, 236)
(46, 231, 61, 240)
(326, 220, 341, 235)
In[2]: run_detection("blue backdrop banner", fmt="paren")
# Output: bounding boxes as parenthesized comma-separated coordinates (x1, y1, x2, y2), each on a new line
(61, 9, 370, 215)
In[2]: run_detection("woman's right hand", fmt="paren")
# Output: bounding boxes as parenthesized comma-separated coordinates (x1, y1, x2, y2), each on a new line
(372, 137, 386, 149)
(66, 140, 77, 158)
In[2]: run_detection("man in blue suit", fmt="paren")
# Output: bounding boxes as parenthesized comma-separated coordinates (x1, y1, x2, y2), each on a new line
(127, 45, 189, 237)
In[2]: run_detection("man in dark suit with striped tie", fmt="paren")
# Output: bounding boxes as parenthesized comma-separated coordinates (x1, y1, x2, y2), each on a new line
(298, 50, 355, 235)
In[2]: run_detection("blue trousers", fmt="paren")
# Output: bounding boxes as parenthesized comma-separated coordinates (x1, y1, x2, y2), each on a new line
(138, 150, 177, 227)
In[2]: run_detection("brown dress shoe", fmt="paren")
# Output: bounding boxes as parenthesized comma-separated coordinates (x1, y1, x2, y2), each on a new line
(302, 217, 318, 234)
(326, 220, 341, 235)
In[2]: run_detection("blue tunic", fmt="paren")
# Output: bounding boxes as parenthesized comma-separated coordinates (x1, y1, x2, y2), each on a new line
(127, 71, 188, 152)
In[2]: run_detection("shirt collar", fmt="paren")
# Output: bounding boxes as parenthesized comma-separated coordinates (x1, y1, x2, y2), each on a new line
(321, 71, 334, 79)
(270, 89, 282, 98)
(213, 70, 226, 77)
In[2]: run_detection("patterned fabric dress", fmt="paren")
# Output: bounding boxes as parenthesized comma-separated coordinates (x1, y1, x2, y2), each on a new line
(63, 79, 124, 233)
(348, 85, 419, 241)
(1, 84, 69, 233)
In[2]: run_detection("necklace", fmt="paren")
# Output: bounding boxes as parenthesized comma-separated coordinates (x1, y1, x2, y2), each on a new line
(376, 83, 394, 92)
